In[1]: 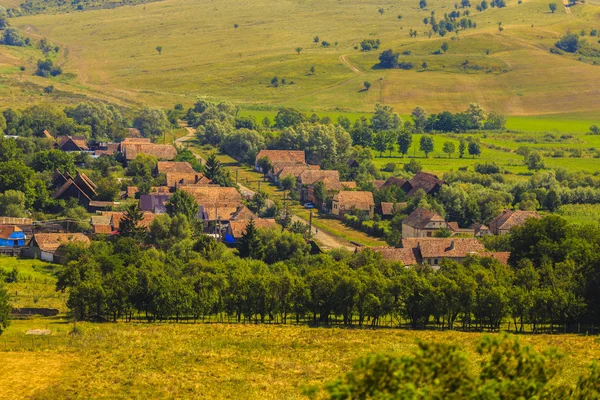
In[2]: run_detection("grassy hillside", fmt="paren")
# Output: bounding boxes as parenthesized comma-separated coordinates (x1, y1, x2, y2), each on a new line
(0, 0, 597, 117)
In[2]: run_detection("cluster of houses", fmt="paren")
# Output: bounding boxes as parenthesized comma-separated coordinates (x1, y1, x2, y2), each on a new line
(0, 137, 542, 266)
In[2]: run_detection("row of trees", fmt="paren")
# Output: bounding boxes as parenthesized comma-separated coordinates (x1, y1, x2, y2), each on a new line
(1, 102, 172, 141)
(57, 215, 600, 330)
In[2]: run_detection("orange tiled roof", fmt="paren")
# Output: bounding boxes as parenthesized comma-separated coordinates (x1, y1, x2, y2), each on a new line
(403, 208, 445, 229)
(32, 233, 90, 253)
(401, 238, 484, 259)
(256, 150, 305, 165)
(333, 191, 375, 211)
(228, 218, 277, 238)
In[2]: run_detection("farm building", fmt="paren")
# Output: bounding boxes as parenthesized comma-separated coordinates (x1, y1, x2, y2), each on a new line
(0, 225, 27, 247)
(25, 233, 90, 263)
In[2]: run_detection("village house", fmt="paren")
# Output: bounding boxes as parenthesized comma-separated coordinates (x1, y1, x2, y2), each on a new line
(55, 135, 89, 152)
(331, 191, 375, 219)
(121, 141, 177, 163)
(380, 202, 407, 219)
(180, 186, 244, 222)
(297, 170, 340, 203)
(25, 233, 90, 263)
(99, 211, 157, 232)
(139, 193, 173, 213)
(407, 172, 445, 197)
(0, 225, 26, 247)
(224, 218, 277, 245)
(156, 161, 211, 188)
(254, 150, 306, 173)
(402, 208, 449, 238)
(90, 215, 113, 235)
(488, 209, 541, 235)
(92, 142, 119, 157)
(371, 238, 500, 267)
(52, 170, 98, 210)
(471, 222, 492, 237)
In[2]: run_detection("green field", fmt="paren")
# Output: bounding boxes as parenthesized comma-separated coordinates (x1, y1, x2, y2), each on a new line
(0, 257, 65, 311)
(0, 0, 598, 120)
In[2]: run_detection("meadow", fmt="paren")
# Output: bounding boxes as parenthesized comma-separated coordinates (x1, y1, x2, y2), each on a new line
(0, 0, 597, 120)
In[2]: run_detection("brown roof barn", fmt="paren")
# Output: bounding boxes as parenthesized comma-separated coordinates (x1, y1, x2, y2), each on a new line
(226, 218, 277, 240)
(157, 161, 196, 174)
(407, 172, 445, 197)
(332, 191, 375, 218)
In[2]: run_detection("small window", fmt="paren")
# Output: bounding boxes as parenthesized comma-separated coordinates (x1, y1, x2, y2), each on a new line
(426, 231, 432, 237)
(434, 259, 438, 265)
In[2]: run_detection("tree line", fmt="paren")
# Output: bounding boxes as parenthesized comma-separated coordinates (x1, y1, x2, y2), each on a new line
(56, 214, 600, 332)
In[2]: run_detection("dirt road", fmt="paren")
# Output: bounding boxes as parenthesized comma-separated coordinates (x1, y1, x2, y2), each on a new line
(339, 54, 361, 74)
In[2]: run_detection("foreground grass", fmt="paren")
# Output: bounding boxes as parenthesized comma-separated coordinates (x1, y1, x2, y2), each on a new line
(1, 319, 599, 399)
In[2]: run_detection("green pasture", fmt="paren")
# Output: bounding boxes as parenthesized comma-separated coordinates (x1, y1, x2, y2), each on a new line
(0, 0, 595, 117)
(0, 257, 65, 310)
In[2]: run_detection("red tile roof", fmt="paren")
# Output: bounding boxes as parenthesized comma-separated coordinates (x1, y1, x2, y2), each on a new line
(298, 170, 340, 186)
(157, 161, 196, 174)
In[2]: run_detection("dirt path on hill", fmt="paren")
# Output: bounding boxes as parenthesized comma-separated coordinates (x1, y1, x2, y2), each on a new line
(563, 0, 572, 15)
(339, 54, 362, 74)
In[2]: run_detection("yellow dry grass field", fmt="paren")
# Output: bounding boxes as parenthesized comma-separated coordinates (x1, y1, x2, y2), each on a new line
(1, 319, 599, 399)
(0, 0, 597, 116)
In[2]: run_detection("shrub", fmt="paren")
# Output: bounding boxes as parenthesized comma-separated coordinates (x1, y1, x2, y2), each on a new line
(404, 159, 422, 174)
(474, 161, 500, 174)
(555, 33, 581, 53)
(383, 162, 397, 172)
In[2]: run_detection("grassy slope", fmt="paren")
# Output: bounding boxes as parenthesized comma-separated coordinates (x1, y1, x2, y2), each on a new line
(0, 0, 597, 117)
(0, 319, 599, 399)
(0, 257, 65, 310)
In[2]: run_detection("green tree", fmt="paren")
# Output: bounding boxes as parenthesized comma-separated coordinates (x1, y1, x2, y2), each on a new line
(459, 138, 466, 158)
(280, 174, 296, 192)
(0, 190, 27, 218)
(257, 156, 273, 179)
(0, 283, 10, 335)
(443, 141, 456, 158)
(295, 47, 303, 54)
(549, 2, 557, 12)
(275, 107, 305, 129)
(30, 150, 75, 173)
(363, 81, 371, 91)
(95, 175, 120, 201)
(371, 103, 401, 132)
(166, 189, 199, 221)
(133, 107, 170, 138)
(484, 111, 506, 130)
(119, 203, 145, 239)
(468, 141, 482, 158)
(419, 135, 435, 157)
(441, 41, 449, 52)
(555, 33, 581, 53)
(237, 219, 265, 260)
(527, 151, 545, 170)
(397, 130, 413, 157)
(412, 106, 428, 133)
(156, 46, 163, 55)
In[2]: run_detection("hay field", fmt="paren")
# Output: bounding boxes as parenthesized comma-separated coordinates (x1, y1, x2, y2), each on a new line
(1, 318, 600, 399)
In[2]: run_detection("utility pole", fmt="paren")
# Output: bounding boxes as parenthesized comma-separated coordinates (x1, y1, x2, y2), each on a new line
(309, 209, 313, 237)
(235, 168, 239, 184)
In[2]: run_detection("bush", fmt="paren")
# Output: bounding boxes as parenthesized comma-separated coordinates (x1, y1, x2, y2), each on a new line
(404, 159, 422, 174)
(555, 33, 581, 53)
(474, 161, 500, 174)
(383, 162, 397, 172)
(35, 59, 62, 77)
(398, 62, 414, 70)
